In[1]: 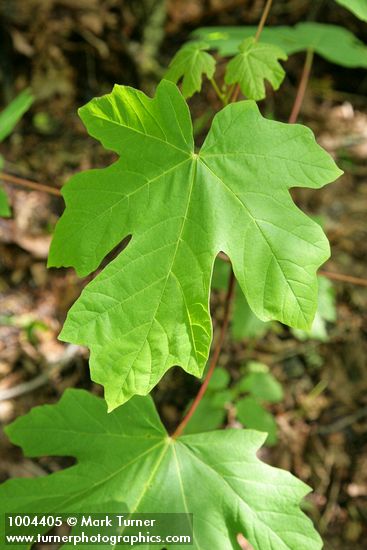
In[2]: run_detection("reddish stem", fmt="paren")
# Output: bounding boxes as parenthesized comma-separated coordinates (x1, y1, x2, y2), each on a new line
(254, 0, 274, 42)
(288, 48, 314, 124)
(218, 253, 367, 289)
(319, 270, 367, 288)
(171, 0, 277, 436)
(229, 0, 274, 104)
(172, 268, 236, 438)
(231, 84, 241, 103)
(0, 171, 61, 196)
(287, 53, 367, 288)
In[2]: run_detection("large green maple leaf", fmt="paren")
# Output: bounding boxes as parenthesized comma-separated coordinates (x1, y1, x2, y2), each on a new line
(49, 80, 341, 409)
(0, 389, 322, 549)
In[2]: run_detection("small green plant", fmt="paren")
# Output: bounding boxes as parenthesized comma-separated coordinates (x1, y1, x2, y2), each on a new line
(184, 362, 283, 446)
(0, 314, 48, 345)
(1, 1, 352, 547)
(234, 362, 284, 445)
(212, 259, 337, 342)
(182, 367, 232, 434)
(0, 89, 34, 216)
(291, 277, 336, 342)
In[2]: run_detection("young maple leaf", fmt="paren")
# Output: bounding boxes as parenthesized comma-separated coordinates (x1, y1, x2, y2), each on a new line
(48, 80, 342, 409)
(224, 37, 287, 100)
(165, 41, 216, 98)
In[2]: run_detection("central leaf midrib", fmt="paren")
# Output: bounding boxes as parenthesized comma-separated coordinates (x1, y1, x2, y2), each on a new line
(201, 149, 332, 172)
(127, 438, 171, 517)
(171, 443, 203, 550)
(115, 158, 199, 395)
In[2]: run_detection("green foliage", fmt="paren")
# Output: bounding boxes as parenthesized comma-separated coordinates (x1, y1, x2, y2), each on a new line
(0, 180, 11, 217)
(234, 362, 283, 445)
(183, 368, 231, 434)
(194, 23, 367, 68)
(0, 89, 34, 141)
(0, 388, 322, 549)
(225, 37, 287, 100)
(184, 361, 283, 445)
(0, 6, 349, 544)
(236, 396, 278, 445)
(335, 0, 367, 21)
(212, 259, 271, 340)
(0, 89, 34, 217)
(164, 41, 216, 98)
(213, 260, 336, 343)
(231, 289, 270, 339)
(49, 80, 341, 410)
(235, 361, 284, 403)
(292, 276, 336, 342)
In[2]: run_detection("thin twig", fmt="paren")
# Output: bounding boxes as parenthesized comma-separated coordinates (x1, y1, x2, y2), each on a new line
(229, 0, 274, 104)
(0, 171, 61, 196)
(172, 269, 236, 438)
(288, 48, 314, 124)
(0, 373, 51, 402)
(209, 78, 225, 103)
(317, 405, 367, 434)
(254, 0, 274, 42)
(218, 252, 367, 288)
(223, 83, 236, 105)
(231, 84, 241, 102)
(0, 345, 81, 402)
(319, 270, 367, 288)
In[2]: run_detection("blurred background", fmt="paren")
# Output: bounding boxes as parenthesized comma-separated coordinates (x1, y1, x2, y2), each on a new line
(0, 1, 366, 549)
